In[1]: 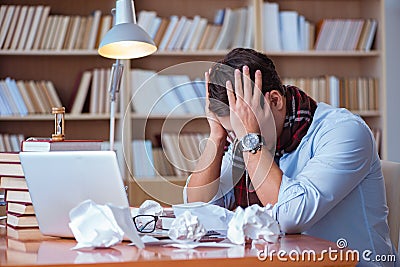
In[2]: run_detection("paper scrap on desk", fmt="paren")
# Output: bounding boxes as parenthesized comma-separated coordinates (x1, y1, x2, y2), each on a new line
(227, 204, 280, 245)
(173, 202, 234, 231)
(68, 199, 144, 249)
(138, 200, 163, 216)
(168, 210, 206, 242)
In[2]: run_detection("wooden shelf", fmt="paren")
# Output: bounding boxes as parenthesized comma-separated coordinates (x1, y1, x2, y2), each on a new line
(0, 49, 381, 57)
(0, 50, 99, 56)
(0, 114, 121, 121)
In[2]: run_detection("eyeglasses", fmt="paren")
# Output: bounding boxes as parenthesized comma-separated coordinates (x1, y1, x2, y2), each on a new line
(133, 215, 159, 233)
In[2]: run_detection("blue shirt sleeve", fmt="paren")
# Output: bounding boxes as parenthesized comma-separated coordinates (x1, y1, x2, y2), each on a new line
(272, 118, 374, 233)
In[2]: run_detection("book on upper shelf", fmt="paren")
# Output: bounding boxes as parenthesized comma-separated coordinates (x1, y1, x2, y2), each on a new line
(0, 5, 15, 49)
(132, 140, 155, 178)
(69, 70, 92, 114)
(3, 5, 20, 50)
(7, 212, 38, 228)
(20, 139, 103, 152)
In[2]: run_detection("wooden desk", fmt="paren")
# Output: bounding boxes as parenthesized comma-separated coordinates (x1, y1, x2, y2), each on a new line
(0, 226, 357, 267)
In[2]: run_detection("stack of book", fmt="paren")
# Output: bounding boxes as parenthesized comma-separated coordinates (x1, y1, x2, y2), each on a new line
(0, 152, 48, 240)
(1, 140, 104, 241)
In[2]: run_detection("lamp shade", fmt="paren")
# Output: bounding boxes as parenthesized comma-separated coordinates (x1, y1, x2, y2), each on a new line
(98, 23, 157, 59)
(98, 0, 157, 59)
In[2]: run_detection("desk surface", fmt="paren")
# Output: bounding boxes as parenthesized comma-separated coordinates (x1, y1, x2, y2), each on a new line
(0, 225, 357, 267)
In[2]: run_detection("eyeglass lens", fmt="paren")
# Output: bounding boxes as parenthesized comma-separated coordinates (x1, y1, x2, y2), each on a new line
(133, 215, 156, 233)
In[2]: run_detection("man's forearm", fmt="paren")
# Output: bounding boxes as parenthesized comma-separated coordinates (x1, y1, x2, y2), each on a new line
(243, 146, 282, 205)
(186, 135, 226, 203)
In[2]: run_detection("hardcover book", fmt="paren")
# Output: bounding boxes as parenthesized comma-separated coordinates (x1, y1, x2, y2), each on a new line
(7, 212, 38, 228)
(20, 139, 103, 152)
(7, 202, 34, 215)
(0, 176, 27, 190)
(5, 190, 31, 204)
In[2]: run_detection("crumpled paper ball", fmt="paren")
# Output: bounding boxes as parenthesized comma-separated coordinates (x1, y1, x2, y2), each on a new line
(168, 210, 206, 242)
(69, 199, 144, 249)
(138, 200, 163, 216)
(68, 199, 125, 249)
(227, 204, 280, 245)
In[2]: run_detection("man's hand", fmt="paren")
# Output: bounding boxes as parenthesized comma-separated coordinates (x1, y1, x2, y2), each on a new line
(225, 66, 274, 141)
(205, 70, 227, 141)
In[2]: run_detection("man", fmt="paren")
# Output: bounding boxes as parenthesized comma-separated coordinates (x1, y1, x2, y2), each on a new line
(184, 48, 396, 266)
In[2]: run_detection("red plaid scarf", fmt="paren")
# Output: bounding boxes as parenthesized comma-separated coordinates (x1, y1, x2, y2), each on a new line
(233, 86, 317, 208)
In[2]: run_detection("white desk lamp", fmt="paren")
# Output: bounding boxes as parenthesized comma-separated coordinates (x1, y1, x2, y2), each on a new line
(98, 0, 157, 151)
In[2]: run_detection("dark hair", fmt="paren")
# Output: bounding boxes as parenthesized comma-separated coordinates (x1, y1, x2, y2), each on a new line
(208, 48, 285, 116)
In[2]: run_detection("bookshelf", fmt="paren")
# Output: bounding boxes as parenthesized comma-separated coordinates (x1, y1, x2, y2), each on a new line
(0, 0, 387, 206)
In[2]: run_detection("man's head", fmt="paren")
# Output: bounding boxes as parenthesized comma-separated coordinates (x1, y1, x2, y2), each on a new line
(207, 48, 287, 137)
(208, 48, 285, 117)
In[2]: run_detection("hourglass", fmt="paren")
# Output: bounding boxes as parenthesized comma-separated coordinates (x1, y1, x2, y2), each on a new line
(52, 107, 65, 141)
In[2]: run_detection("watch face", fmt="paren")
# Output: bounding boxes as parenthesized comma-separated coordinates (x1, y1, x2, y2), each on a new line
(242, 133, 260, 150)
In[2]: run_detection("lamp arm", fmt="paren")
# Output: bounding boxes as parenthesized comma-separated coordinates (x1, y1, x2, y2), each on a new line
(108, 59, 124, 151)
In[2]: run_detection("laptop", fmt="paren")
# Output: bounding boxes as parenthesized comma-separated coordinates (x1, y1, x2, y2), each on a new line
(19, 151, 134, 239)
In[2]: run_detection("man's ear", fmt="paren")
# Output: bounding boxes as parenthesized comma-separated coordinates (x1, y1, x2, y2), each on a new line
(268, 90, 285, 110)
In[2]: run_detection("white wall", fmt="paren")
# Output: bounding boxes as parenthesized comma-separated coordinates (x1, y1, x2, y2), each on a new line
(385, 0, 400, 162)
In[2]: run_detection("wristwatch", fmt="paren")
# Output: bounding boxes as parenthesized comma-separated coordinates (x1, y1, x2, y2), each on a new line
(240, 133, 265, 154)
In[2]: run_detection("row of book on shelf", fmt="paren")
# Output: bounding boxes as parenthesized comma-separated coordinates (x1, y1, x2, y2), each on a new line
(0, 5, 111, 51)
(132, 132, 208, 178)
(0, 133, 24, 152)
(137, 1, 377, 52)
(283, 76, 379, 111)
(314, 18, 377, 51)
(137, 5, 254, 51)
(1, 72, 380, 117)
(260, 2, 375, 51)
(0, 2, 377, 53)
(69, 68, 207, 116)
(0, 78, 61, 116)
(50, 70, 383, 115)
